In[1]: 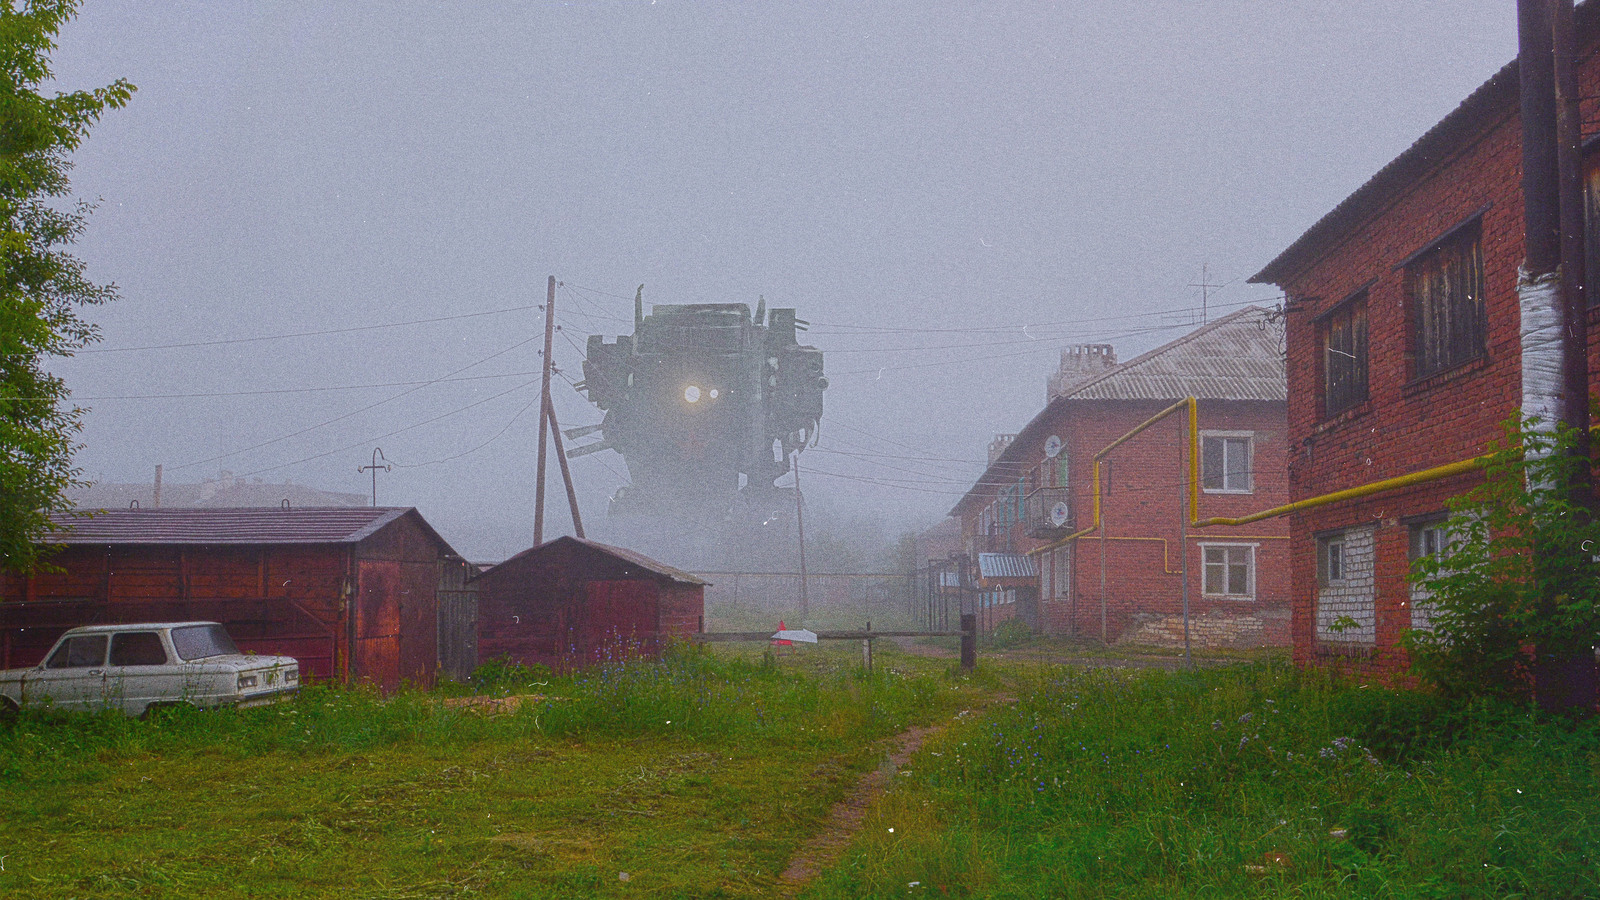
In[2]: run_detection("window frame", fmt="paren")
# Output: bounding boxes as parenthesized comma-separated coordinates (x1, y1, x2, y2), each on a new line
(1317, 535, 1346, 586)
(1199, 542, 1256, 599)
(1200, 431, 1254, 494)
(1405, 216, 1486, 379)
(1319, 290, 1369, 417)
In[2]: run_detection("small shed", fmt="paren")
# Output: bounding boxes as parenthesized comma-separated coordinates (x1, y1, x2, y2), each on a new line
(475, 536, 706, 668)
(0, 507, 476, 690)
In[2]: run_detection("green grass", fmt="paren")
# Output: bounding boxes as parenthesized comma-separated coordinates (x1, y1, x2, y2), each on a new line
(6, 649, 1597, 898)
(0, 642, 973, 900)
(804, 660, 1600, 899)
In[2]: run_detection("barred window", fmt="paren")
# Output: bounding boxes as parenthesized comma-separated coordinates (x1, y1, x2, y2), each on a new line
(1408, 224, 1485, 378)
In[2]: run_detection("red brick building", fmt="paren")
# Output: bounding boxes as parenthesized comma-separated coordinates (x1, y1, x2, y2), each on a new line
(950, 307, 1291, 647)
(1250, 7, 1600, 670)
(475, 536, 706, 669)
(0, 508, 476, 689)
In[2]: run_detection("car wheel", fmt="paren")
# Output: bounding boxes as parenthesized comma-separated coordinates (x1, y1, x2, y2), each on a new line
(0, 696, 20, 721)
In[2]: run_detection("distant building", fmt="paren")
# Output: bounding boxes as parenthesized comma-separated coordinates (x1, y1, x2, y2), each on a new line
(72, 470, 367, 510)
(951, 307, 1290, 648)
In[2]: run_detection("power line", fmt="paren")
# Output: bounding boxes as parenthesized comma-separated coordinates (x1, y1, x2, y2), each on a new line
(237, 378, 541, 478)
(169, 332, 542, 473)
(79, 303, 541, 355)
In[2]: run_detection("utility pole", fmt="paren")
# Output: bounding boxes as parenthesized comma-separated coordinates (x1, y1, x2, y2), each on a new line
(535, 275, 556, 545)
(357, 448, 391, 507)
(546, 391, 586, 538)
(1518, 0, 1595, 712)
(1188, 263, 1222, 324)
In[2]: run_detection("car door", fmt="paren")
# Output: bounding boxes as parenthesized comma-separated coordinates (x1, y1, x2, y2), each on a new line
(104, 631, 181, 716)
(24, 634, 109, 712)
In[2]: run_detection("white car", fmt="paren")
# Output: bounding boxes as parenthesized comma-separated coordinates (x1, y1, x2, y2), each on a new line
(0, 621, 299, 717)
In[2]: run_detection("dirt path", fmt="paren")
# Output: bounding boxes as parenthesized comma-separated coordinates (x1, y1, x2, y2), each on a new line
(776, 692, 1015, 896)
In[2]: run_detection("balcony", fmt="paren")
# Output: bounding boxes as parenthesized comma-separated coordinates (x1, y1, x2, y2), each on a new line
(974, 527, 1014, 555)
(1025, 486, 1074, 538)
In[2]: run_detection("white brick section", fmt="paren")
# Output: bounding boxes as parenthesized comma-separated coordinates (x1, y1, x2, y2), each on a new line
(1409, 583, 1438, 632)
(1317, 527, 1375, 644)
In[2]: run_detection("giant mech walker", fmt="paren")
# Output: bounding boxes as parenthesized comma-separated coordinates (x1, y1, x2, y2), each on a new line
(571, 288, 826, 519)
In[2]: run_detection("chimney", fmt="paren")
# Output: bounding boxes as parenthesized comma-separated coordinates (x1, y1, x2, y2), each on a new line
(153, 464, 163, 509)
(988, 434, 1017, 465)
(1048, 344, 1117, 402)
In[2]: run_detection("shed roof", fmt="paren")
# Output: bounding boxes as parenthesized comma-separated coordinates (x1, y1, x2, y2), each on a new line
(977, 553, 1038, 580)
(1250, 1, 1600, 286)
(481, 535, 709, 586)
(950, 307, 1284, 516)
(45, 507, 460, 554)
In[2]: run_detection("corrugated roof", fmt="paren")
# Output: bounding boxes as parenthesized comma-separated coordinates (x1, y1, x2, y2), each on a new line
(951, 307, 1285, 516)
(483, 535, 709, 586)
(1059, 307, 1285, 403)
(977, 553, 1038, 580)
(1251, 1, 1600, 286)
(47, 507, 424, 546)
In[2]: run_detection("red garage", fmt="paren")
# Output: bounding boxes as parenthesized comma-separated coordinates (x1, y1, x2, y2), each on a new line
(0, 508, 476, 689)
(476, 536, 706, 669)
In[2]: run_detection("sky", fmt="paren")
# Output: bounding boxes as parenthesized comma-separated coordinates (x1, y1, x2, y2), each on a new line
(40, 1, 1518, 562)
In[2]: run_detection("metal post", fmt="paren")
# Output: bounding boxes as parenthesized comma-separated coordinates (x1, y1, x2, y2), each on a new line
(534, 275, 556, 545)
(862, 620, 872, 673)
(357, 448, 391, 507)
(794, 451, 809, 624)
(960, 613, 976, 672)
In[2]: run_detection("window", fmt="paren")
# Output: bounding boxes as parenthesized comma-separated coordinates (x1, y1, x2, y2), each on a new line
(109, 632, 169, 667)
(1202, 544, 1254, 597)
(1317, 535, 1346, 585)
(1201, 433, 1252, 493)
(1051, 546, 1071, 598)
(1408, 519, 1450, 631)
(1322, 294, 1368, 416)
(1407, 221, 1485, 378)
(46, 634, 107, 669)
(1316, 527, 1375, 644)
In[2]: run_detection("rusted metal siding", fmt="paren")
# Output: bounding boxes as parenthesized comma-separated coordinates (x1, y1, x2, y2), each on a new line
(0, 508, 468, 689)
(354, 559, 403, 691)
(437, 590, 478, 682)
(475, 537, 706, 670)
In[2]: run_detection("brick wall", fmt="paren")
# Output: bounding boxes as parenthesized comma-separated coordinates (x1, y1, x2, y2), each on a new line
(1267, 33, 1600, 674)
(957, 396, 1291, 646)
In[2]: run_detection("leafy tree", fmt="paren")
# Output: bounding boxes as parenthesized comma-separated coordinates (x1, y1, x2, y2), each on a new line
(0, 0, 132, 571)
(1404, 417, 1600, 706)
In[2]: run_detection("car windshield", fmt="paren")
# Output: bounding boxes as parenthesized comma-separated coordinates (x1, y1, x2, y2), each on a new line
(170, 624, 239, 661)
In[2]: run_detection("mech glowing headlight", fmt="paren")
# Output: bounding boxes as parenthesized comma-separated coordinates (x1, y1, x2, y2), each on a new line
(708, 388, 719, 400)
(684, 385, 701, 403)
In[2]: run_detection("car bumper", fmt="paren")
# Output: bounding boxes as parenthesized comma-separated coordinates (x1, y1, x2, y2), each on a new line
(234, 686, 299, 709)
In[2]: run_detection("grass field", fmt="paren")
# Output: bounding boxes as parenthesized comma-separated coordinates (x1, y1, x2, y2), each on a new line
(805, 660, 1600, 899)
(3, 645, 1598, 899)
(0, 644, 978, 899)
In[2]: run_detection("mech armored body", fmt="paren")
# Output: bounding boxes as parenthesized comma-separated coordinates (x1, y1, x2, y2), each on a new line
(574, 289, 826, 519)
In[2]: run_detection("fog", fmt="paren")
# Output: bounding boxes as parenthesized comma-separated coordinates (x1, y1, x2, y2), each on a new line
(42, 1, 1516, 563)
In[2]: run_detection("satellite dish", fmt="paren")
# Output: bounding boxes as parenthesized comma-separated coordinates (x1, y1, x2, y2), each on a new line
(1049, 502, 1070, 528)
(1044, 435, 1063, 458)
